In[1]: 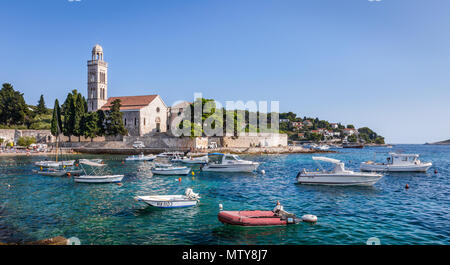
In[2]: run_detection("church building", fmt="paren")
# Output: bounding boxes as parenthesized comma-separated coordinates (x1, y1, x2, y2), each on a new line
(87, 44, 168, 136)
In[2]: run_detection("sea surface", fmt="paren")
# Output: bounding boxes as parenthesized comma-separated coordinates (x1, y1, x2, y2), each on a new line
(0, 144, 448, 245)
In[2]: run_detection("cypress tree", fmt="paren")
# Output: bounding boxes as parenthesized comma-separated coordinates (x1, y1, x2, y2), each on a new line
(73, 93, 86, 141)
(62, 93, 74, 142)
(50, 99, 62, 136)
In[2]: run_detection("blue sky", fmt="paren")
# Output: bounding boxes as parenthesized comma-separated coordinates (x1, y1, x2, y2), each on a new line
(1, 0, 449, 143)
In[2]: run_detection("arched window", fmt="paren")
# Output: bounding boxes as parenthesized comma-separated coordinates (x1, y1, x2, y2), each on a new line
(124, 118, 127, 126)
(156, 107, 160, 113)
(155, 117, 161, 132)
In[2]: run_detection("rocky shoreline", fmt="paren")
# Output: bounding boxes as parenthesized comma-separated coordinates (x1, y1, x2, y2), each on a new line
(0, 143, 396, 157)
(70, 146, 336, 155)
(426, 139, 450, 145)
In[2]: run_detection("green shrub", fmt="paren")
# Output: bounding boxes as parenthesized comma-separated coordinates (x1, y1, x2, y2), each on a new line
(17, 136, 36, 147)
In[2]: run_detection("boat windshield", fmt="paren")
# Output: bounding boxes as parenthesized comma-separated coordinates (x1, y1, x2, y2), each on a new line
(225, 155, 241, 161)
(208, 154, 223, 164)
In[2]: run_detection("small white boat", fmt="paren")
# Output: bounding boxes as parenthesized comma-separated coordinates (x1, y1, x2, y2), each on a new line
(74, 175, 124, 183)
(33, 169, 68, 177)
(156, 151, 185, 158)
(201, 153, 259, 173)
(33, 166, 82, 177)
(134, 188, 200, 208)
(315, 145, 330, 151)
(178, 156, 208, 164)
(297, 157, 383, 186)
(79, 159, 103, 164)
(125, 153, 156, 161)
(360, 153, 432, 172)
(35, 160, 75, 167)
(151, 164, 191, 175)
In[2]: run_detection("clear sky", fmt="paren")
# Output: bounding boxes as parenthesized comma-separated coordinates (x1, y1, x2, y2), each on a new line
(1, 0, 449, 144)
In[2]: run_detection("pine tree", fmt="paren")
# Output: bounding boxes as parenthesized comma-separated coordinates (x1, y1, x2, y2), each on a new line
(96, 110, 106, 137)
(50, 99, 62, 136)
(105, 99, 127, 136)
(0, 83, 28, 125)
(36, 94, 47, 115)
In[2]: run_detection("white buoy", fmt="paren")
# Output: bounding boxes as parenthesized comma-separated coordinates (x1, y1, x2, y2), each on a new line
(302, 214, 317, 223)
(219, 204, 223, 211)
(260, 170, 266, 174)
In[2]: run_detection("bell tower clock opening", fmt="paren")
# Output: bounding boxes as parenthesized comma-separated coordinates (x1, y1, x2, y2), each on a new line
(87, 44, 108, 112)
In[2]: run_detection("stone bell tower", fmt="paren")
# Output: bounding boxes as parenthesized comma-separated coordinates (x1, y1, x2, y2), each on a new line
(87, 44, 108, 112)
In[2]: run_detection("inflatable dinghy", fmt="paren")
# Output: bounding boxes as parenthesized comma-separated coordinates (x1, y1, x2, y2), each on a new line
(217, 201, 317, 226)
(218, 210, 301, 226)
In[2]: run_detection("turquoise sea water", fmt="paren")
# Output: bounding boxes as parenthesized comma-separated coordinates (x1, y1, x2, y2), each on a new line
(0, 144, 448, 245)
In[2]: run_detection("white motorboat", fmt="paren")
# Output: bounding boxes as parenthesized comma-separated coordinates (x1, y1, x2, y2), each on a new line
(134, 188, 200, 208)
(297, 157, 383, 186)
(74, 175, 124, 183)
(201, 153, 260, 173)
(151, 164, 191, 175)
(360, 153, 432, 172)
(178, 156, 208, 164)
(170, 156, 184, 162)
(125, 153, 156, 161)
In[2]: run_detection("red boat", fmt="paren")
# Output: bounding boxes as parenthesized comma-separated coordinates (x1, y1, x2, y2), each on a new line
(218, 210, 300, 226)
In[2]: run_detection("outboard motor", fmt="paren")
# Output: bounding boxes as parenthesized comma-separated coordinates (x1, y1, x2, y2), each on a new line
(185, 188, 200, 200)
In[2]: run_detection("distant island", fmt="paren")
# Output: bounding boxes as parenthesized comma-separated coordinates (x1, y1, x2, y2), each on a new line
(426, 139, 450, 145)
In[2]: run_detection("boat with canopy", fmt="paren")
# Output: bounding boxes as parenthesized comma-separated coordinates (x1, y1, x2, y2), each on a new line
(74, 159, 124, 183)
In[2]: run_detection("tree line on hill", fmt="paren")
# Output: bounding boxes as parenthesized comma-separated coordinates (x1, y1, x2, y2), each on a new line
(0, 83, 52, 130)
(1, 83, 384, 144)
(278, 112, 385, 144)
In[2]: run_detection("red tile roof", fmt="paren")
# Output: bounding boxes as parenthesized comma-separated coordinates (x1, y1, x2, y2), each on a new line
(100, 95, 158, 111)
